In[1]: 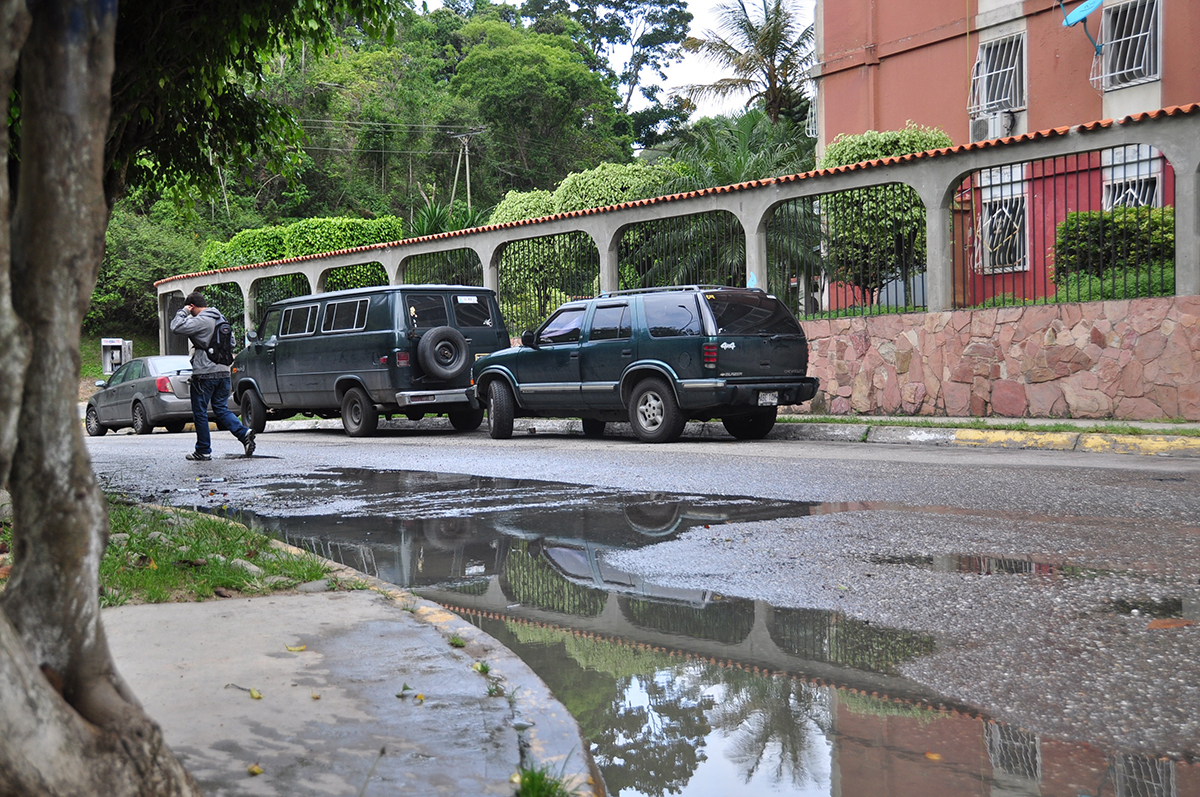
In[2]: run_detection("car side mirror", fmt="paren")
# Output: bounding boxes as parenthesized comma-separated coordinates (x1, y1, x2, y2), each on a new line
(94, 380, 107, 388)
(246, 329, 259, 344)
(521, 330, 538, 349)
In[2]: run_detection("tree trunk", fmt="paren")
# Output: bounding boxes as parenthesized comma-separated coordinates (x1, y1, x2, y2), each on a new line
(0, 1, 198, 793)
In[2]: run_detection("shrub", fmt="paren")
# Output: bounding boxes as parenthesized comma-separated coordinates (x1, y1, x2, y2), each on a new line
(201, 216, 404, 271)
(1053, 206, 1174, 282)
(1055, 260, 1175, 302)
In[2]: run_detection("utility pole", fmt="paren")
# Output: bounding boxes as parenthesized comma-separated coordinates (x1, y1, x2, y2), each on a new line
(449, 128, 485, 212)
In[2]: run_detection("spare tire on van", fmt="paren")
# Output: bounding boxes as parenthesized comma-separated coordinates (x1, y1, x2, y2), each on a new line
(417, 326, 470, 381)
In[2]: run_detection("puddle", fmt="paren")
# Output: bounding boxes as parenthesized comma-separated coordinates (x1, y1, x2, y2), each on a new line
(232, 469, 1200, 796)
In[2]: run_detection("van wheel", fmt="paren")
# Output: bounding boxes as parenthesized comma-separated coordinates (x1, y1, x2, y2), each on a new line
(417, 326, 470, 381)
(722, 409, 777, 440)
(85, 406, 107, 437)
(240, 389, 268, 434)
(341, 387, 379, 437)
(131, 403, 153, 435)
(629, 378, 685, 443)
(486, 381, 514, 439)
(448, 407, 485, 432)
(582, 418, 606, 438)
(404, 410, 425, 421)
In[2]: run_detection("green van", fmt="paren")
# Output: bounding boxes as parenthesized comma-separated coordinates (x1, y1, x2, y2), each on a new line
(232, 285, 509, 437)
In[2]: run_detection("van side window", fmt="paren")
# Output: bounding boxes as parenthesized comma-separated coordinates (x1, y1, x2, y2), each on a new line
(588, 305, 630, 341)
(453, 295, 493, 327)
(322, 298, 369, 333)
(643, 294, 702, 337)
(281, 305, 319, 337)
(406, 294, 449, 328)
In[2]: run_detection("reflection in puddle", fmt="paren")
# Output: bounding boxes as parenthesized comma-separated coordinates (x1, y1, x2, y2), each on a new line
(237, 469, 1200, 796)
(869, 552, 1110, 578)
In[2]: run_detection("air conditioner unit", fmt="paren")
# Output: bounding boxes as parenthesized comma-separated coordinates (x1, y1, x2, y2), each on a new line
(970, 110, 1017, 142)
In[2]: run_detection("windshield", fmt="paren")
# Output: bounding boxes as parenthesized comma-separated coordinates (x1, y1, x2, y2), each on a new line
(703, 292, 802, 335)
(148, 356, 194, 375)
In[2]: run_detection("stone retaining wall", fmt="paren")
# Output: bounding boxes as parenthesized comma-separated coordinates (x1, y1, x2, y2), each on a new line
(804, 297, 1200, 421)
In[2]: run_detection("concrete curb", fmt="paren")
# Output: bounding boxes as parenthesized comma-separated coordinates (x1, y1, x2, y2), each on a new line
(119, 410, 1200, 458)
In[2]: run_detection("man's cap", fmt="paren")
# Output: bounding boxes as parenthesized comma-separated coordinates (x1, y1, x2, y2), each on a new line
(185, 292, 207, 308)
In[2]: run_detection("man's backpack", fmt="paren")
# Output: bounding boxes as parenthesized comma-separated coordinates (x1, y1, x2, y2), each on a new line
(204, 319, 236, 366)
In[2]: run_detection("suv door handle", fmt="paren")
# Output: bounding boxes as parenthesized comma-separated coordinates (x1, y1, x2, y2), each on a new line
(621, 349, 633, 356)
(569, 352, 579, 359)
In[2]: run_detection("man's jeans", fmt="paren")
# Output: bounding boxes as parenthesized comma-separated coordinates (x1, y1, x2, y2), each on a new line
(190, 374, 249, 456)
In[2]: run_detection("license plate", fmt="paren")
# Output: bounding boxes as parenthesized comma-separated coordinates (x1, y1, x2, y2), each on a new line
(758, 391, 778, 406)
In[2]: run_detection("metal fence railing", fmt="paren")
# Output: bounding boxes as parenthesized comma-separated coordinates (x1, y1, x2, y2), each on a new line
(402, 249, 483, 287)
(952, 144, 1175, 309)
(499, 232, 599, 334)
(323, 262, 388, 293)
(617, 212, 745, 290)
(250, 273, 311, 326)
(204, 281, 247, 344)
(768, 184, 928, 320)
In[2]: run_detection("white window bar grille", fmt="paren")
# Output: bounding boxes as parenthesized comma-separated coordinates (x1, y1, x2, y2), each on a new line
(1111, 753, 1176, 797)
(969, 34, 1026, 117)
(975, 165, 1029, 274)
(986, 723, 1041, 784)
(805, 82, 819, 139)
(1090, 0, 1160, 91)
(1102, 144, 1163, 209)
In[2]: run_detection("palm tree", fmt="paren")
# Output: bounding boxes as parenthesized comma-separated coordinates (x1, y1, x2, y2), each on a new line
(676, 0, 814, 124)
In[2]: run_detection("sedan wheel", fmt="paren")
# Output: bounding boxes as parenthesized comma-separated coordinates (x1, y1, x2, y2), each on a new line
(85, 406, 107, 437)
(131, 403, 153, 435)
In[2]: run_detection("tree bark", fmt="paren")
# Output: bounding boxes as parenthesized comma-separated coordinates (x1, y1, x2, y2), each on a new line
(0, 1, 198, 792)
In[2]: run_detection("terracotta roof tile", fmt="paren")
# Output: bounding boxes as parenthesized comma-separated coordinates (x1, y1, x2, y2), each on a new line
(156, 104, 1200, 288)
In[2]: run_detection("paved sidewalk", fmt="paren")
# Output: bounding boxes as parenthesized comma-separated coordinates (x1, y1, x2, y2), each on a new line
(105, 586, 599, 796)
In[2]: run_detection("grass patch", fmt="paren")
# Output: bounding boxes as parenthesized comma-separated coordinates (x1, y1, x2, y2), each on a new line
(513, 765, 576, 797)
(1, 498, 330, 605)
(777, 415, 1200, 437)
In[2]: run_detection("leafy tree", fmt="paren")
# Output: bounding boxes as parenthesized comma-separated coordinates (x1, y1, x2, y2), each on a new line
(450, 20, 632, 190)
(0, 0, 398, 791)
(677, 0, 814, 124)
(817, 123, 952, 302)
(660, 108, 814, 190)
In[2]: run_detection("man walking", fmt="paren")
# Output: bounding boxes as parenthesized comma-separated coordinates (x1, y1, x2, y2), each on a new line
(169, 291, 257, 461)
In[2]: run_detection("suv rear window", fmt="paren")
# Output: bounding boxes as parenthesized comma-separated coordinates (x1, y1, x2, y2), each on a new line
(644, 294, 702, 338)
(704, 292, 801, 335)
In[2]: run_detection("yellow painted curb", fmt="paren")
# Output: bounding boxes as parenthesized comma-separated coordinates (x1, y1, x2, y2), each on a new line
(952, 428, 1080, 451)
(1077, 433, 1200, 457)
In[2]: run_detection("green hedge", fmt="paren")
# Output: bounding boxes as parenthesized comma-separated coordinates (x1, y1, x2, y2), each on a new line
(1053, 206, 1174, 282)
(201, 215, 405, 271)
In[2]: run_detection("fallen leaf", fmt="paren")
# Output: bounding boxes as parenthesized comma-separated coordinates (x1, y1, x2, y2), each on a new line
(0, 565, 10, 580)
(400, 682, 412, 692)
(148, 558, 157, 570)
(414, 693, 425, 704)
(247, 763, 263, 776)
(311, 691, 321, 700)
(214, 587, 233, 598)
(1147, 618, 1196, 630)
(285, 644, 306, 652)
(0, 541, 10, 554)
(925, 752, 942, 761)
(249, 688, 263, 700)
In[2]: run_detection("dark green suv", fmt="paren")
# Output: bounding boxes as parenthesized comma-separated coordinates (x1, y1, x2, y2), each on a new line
(471, 286, 819, 443)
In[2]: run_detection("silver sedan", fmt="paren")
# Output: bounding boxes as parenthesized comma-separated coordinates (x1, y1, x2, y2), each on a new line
(85, 355, 194, 436)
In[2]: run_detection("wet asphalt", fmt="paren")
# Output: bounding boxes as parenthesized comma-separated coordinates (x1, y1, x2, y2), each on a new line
(86, 418, 1200, 764)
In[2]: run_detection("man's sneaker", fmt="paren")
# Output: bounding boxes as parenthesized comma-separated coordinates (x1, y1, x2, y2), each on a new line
(185, 451, 212, 461)
(242, 430, 257, 457)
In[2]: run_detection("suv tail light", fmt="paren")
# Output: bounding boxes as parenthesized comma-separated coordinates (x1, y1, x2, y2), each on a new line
(702, 343, 718, 369)
(155, 376, 172, 393)
(396, 352, 410, 367)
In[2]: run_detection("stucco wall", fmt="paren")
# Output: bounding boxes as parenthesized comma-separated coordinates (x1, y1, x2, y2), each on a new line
(803, 297, 1200, 420)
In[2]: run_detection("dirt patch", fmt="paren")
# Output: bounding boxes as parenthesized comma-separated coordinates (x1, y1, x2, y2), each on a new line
(79, 379, 101, 401)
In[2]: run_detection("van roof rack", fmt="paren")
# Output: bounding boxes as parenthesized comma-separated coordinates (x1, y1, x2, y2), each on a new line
(596, 284, 764, 298)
